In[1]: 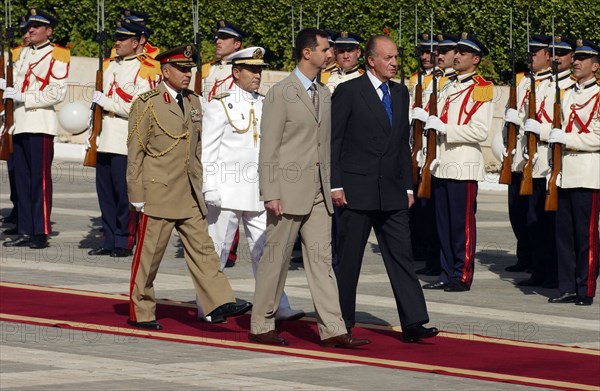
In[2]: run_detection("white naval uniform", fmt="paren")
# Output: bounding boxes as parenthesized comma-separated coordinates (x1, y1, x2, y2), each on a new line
(432, 72, 493, 181)
(97, 55, 158, 155)
(198, 83, 295, 316)
(12, 41, 68, 136)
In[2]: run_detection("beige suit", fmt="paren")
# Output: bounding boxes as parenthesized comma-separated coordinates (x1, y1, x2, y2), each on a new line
(127, 82, 235, 323)
(251, 72, 346, 340)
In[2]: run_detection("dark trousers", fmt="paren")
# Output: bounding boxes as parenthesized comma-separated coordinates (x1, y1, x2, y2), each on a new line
(7, 153, 18, 217)
(13, 133, 53, 236)
(410, 183, 440, 271)
(96, 153, 137, 250)
(433, 177, 477, 288)
(527, 178, 558, 282)
(556, 188, 600, 298)
(508, 172, 532, 268)
(335, 207, 429, 329)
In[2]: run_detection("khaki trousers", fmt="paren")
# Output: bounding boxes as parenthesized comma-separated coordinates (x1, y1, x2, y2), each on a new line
(250, 192, 346, 340)
(129, 208, 235, 322)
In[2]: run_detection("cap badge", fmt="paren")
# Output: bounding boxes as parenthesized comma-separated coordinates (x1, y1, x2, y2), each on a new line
(555, 36, 561, 42)
(576, 39, 583, 47)
(341, 31, 348, 38)
(219, 20, 226, 27)
(252, 48, 262, 59)
(437, 34, 443, 41)
(184, 46, 193, 58)
(30, 9, 37, 16)
(422, 33, 428, 40)
(461, 32, 468, 39)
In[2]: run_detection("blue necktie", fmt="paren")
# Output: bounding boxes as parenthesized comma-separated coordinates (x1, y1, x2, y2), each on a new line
(380, 83, 392, 125)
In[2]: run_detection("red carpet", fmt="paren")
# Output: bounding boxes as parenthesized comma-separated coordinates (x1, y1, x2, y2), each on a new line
(1, 282, 598, 391)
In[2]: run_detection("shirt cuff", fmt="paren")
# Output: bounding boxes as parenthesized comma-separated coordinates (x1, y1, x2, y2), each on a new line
(407, 189, 414, 195)
(331, 188, 343, 192)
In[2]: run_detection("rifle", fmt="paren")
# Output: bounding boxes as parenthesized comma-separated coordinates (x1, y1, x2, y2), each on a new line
(545, 19, 561, 211)
(83, 0, 105, 168)
(499, 8, 517, 185)
(409, 7, 423, 186)
(519, 10, 537, 195)
(398, 7, 405, 85)
(291, 5, 296, 63)
(0, 0, 14, 161)
(417, 12, 437, 199)
(192, 0, 202, 95)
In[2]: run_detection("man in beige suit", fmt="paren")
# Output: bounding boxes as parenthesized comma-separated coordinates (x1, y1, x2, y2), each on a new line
(126, 44, 251, 330)
(248, 28, 370, 348)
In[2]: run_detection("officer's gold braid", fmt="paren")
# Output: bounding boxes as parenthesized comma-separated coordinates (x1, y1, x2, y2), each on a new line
(128, 100, 190, 163)
(218, 99, 255, 134)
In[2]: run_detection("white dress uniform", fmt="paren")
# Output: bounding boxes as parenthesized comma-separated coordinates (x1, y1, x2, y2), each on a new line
(202, 60, 234, 103)
(325, 65, 364, 93)
(13, 41, 68, 137)
(433, 72, 493, 181)
(97, 55, 159, 155)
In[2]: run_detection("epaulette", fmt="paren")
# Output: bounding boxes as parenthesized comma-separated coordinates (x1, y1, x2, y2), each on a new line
(516, 72, 526, 87)
(570, 74, 577, 82)
(143, 43, 160, 59)
(409, 72, 418, 89)
(472, 75, 494, 102)
(110, 47, 117, 59)
(50, 43, 71, 63)
(323, 63, 338, 73)
(11, 45, 23, 62)
(138, 88, 160, 102)
(438, 76, 449, 89)
(358, 69, 365, 75)
(319, 71, 332, 84)
(137, 55, 161, 80)
(201, 62, 211, 79)
(212, 92, 230, 100)
(102, 57, 115, 71)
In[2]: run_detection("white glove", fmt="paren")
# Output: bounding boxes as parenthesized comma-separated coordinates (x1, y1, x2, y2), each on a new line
(425, 115, 446, 135)
(502, 147, 517, 158)
(92, 91, 109, 108)
(84, 136, 91, 150)
(429, 158, 440, 171)
(411, 107, 429, 123)
(416, 149, 424, 166)
(545, 172, 562, 190)
(523, 151, 539, 166)
(131, 202, 145, 212)
(523, 119, 541, 135)
(0, 78, 6, 91)
(504, 108, 522, 126)
(4, 87, 25, 102)
(203, 190, 222, 208)
(549, 128, 566, 145)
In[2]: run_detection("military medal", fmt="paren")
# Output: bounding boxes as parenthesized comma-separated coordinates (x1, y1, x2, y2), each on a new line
(191, 108, 202, 122)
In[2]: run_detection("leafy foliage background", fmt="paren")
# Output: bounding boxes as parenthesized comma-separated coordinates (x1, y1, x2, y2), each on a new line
(5, 0, 599, 84)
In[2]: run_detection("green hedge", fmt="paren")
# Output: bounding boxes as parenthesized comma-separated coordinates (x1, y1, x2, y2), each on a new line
(11, 0, 600, 84)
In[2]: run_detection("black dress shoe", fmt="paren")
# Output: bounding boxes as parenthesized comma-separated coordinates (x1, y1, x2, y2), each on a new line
(110, 248, 132, 257)
(128, 320, 163, 330)
(3, 227, 18, 235)
(3, 235, 32, 247)
(207, 302, 252, 323)
(517, 277, 545, 287)
(575, 296, 593, 306)
(402, 325, 439, 343)
(505, 263, 528, 272)
(225, 259, 236, 268)
(444, 281, 469, 292)
(422, 281, 448, 290)
(88, 247, 112, 256)
(548, 293, 577, 303)
(29, 235, 49, 249)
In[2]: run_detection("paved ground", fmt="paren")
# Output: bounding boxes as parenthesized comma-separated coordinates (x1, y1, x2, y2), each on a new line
(1, 158, 598, 390)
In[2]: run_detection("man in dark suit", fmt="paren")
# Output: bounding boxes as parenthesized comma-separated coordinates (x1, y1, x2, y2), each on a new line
(331, 35, 438, 343)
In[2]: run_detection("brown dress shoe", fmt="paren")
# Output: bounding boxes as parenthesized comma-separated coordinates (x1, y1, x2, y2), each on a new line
(248, 330, 289, 346)
(320, 333, 371, 348)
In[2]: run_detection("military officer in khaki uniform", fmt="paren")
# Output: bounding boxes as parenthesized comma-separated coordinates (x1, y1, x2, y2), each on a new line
(126, 44, 251, 330)
(547, 39, 600, 306)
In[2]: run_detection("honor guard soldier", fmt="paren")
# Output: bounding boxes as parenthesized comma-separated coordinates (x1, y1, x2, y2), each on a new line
(319, 30, 338, 85)
(3, 15, 30, 230)
(201, 20, 247, 102)
(436, 34, 459, 80)
(87, 19, 161, 258)
(409, 33, 438, 111)
(503, 35, 555, 283)
(323, 31, 364, 92)
(2, 9, 69, 250)
(199, 47, 305, 322)
(550, 36, 577, 91)
(126, 44, 252, 330)
(108, 10, 160, 59)
(421, 32, 494, 292)
(547, 39, 600, 306)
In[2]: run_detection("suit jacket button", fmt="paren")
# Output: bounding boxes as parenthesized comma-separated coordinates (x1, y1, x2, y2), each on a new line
(316, 162, 320, 166)
(318, 143, 321, 147)
(152, 179, 155, 183)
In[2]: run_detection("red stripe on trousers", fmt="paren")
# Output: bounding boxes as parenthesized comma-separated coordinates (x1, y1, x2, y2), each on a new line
(42, 136, 51, 234)
(587, 191, 600, 297)
(462, 182, 476, 286)
(127, 211, 138, 250)
(129, 213, 148, 321)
